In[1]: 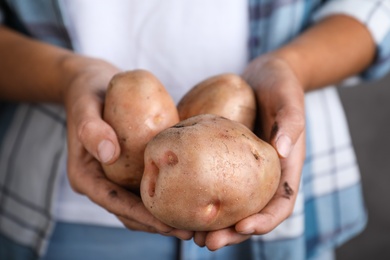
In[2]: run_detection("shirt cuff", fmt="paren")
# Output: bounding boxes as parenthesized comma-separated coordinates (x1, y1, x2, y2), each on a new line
(312, 0, 390, 81)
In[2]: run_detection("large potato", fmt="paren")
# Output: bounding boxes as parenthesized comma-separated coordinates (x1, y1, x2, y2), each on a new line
(140, 114, 281, 231)
(102, 70, 179, 191)
(177, 74, 256, 130)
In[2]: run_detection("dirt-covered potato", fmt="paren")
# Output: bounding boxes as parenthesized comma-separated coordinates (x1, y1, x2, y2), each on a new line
(177, 74, 256, 130)
(102, 70, 179, 191)
(140, 114, 281, 231)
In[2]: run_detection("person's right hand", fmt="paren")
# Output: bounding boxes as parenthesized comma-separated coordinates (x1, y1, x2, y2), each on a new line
(63, 57, 193, 240)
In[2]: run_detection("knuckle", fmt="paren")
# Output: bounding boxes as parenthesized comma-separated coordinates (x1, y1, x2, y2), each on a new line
(292, 112, 305, 129)
(77, 119, 98, 142)
(282, 108, 305, 128)
(275, 107, 305, 139)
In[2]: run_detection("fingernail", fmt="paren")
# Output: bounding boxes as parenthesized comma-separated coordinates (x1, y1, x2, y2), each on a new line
(276, 135, 292, 158)
(98, 140, 115, 163)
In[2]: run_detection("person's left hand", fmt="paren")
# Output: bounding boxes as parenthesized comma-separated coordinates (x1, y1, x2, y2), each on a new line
(193, 54, 306, 250)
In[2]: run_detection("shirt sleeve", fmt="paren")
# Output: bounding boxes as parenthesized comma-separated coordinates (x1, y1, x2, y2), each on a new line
(312, 0, 390, 81)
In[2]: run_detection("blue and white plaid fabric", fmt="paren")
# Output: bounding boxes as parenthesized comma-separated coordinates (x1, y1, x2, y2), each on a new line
(1, 0, 390, 259)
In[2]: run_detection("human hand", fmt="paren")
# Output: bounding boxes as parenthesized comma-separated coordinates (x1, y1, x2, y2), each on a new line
(193, 54, 306, 250)
(63, 57, 193, 240)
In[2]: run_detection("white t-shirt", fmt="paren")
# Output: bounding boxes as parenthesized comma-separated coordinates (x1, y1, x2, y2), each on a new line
(55, 0, 248, 227)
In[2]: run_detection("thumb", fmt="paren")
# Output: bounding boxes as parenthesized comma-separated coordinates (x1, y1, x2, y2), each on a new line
(270, 106, 305, 158)
(73, 95, 121, 164)
(78, 117, 121, 164)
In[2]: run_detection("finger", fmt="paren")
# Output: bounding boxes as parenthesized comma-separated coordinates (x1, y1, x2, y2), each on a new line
(193, 231, 207, 247)
(163, 229, 194, 241)
(235, 196, 293, 235)
(119, 212, 193, 240)
(235, 175, 299, 235)
(85, 174, 174, 234)
(270, 103, 305, 159)
(117, 216, 159, 233)
(235, 133, 305, 234)
(204, 228, 250, 251)
(67, 112, 176, 235)
(67, 151, 175, 236)
(72, 93, 121, 164)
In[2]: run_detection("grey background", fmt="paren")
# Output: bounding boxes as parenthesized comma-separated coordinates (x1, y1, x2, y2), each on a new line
(335, 73, 390, 259)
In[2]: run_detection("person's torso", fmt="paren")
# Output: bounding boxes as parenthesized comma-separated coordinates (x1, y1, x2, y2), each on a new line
(55, 0, 249, 226)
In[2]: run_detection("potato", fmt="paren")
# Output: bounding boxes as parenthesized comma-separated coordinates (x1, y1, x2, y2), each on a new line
(102, 69, 179, 191)
(177, 74, 256, 130)
(140, 114, 281, 231)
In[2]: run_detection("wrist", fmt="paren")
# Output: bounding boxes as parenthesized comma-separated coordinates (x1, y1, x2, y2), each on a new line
(60, 55, 120, 107)
(267, 47, 312, 92)
(243, 50, 309, 94)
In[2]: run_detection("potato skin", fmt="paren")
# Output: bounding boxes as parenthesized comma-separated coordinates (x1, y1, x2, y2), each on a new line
(177, 74, 256, 130)
(140, 114, 281, 231)
(102, 70, 179, 191)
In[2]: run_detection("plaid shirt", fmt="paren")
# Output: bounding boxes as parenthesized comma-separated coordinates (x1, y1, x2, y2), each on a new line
(0, 0, 390, 259)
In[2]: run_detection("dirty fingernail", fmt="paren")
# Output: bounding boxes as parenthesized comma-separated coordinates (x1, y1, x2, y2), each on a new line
(98, 140, 115, 163)
(276, 135, 292, 158)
